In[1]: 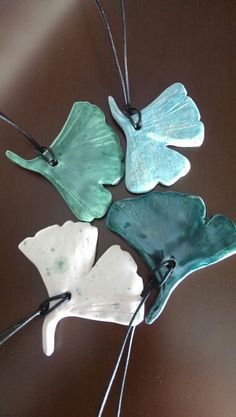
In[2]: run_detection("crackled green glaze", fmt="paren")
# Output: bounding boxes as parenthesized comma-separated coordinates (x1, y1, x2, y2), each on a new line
(107, 192, 236, 324)
(6, 102, 124, 221)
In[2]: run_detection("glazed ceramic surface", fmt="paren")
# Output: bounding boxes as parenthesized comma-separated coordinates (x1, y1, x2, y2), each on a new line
(6, 102, 124, 221)
(107, 192, 236, 324)
(19, 221, 144, 356)
(109, 83, 204, 193)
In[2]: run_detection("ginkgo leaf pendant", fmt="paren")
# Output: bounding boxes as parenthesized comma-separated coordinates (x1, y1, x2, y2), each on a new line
(19, 221, 144, 356)
(6, 102, 124, 221)
(107, 192, 236, 324)
(109, 83, 204, 193)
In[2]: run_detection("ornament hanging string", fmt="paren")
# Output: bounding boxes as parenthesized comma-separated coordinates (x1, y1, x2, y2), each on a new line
(0, 111, 58, 166)
(0, 292, 71, 346)
(97, 259, 176, 417)
(93, 0, 142, 130)
(96, 291, 148, 417)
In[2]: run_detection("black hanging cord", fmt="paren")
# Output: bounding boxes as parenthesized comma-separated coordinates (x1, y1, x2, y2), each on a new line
(0, 111, 58, 166)
(93, 0, 142, 130)
(0, 292, 71, 346)
(96, 259, 176, 417)
(120, 0, 130, 106)
(39, 292, 71, 316)
(116, 325, 135, 417)
(97, 290, 150, 417)
(93, 0, 128, 107)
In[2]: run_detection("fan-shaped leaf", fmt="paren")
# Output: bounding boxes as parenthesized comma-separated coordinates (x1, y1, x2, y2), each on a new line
(6, 102, 124, 221)
(19, 221, 144, 355)
(107, 192, 236, 323)
(109, 83, 204, 193)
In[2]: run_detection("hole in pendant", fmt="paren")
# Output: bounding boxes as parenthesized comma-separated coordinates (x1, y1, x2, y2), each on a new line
(123, 106, 142, 130)
(40, 146, 58, 166)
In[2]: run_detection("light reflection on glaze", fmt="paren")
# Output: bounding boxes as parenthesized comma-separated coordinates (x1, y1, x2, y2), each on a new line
(109, 83, 204, 193)
(19, 221, 144, 356)
(107, 192, 236, 323)
(6, 102, 124, 221)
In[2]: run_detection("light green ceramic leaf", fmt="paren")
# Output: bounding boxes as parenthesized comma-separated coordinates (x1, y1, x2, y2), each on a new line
(6, 102, 124, 221)
(107, 192, 236, 324)
(109, 83, 204, 193)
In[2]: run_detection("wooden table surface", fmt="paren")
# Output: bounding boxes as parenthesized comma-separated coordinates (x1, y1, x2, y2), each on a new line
(0, 1, 235, 416)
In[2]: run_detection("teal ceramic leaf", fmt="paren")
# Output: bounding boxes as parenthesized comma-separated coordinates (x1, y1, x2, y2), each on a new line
(109, 83, 204, 193)
(6, 102, 124, 221)
(107, 192, 236, 324)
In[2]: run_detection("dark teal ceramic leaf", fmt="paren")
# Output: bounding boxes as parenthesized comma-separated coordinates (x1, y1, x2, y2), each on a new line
(6, 102, 124, 221)
(106, 192, 236, 324)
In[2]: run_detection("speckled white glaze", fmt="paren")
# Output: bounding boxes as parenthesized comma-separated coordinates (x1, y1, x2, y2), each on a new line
(19, 221, 144, 356)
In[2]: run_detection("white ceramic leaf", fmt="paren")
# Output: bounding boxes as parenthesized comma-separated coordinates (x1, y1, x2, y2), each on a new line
(19, 221, 144, 356)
